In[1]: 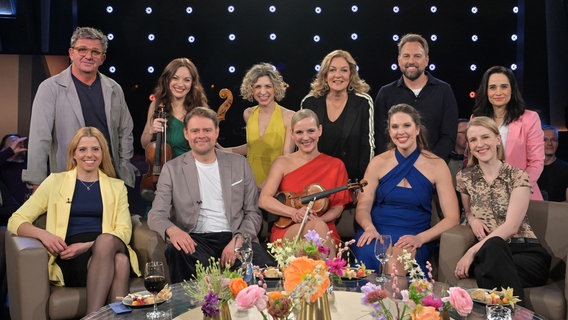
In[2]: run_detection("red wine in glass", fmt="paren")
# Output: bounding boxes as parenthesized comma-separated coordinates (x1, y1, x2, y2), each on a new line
(144, 275, 166, 294)
(144, 261, 166, 319)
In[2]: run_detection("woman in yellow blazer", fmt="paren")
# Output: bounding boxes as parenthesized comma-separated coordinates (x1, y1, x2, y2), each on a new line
(8, 127, 140, 314)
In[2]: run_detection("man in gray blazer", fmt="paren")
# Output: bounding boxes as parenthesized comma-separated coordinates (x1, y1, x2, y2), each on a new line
(22, 27, 137, 190)
(148, 107, 274, 282)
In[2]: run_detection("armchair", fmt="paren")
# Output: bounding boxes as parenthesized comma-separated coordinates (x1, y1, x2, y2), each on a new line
(6, 215, 167, 320)
(438, 200, 568, 319)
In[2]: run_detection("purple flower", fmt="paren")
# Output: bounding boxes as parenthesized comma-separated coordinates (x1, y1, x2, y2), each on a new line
(421, 295, 443, 309)
(361, 282, 382, 295)
(304, 230, 322, 245)
(201, 293, 220, 317)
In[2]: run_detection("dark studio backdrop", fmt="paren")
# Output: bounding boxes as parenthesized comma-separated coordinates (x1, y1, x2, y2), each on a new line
(1, 0, 566, 157)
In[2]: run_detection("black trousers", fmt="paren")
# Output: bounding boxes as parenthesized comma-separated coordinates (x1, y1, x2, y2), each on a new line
(165, 232, 276, 283)
(472, 237, 551, 303)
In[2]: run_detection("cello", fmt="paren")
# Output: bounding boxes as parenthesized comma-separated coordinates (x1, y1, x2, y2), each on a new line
(140, 105, 173, 201)
(217, 88, 233, 122)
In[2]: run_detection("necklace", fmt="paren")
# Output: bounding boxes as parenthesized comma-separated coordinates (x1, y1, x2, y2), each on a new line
(78, 179, 98, 191)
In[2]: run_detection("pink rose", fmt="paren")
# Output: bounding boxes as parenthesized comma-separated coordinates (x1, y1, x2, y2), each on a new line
(447, 287, 473, 316)
(235, 285, 268, 311)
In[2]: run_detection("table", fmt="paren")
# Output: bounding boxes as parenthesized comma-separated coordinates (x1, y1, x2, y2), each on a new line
(83, 275, 545, 320)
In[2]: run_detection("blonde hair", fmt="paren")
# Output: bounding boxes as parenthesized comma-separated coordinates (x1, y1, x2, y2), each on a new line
(465, 116, 505, 167)
(240, 63, 287, 102)
(291, 109, 320, 129)
(308, 50, 370, 97)
(66, 127, 116, 178)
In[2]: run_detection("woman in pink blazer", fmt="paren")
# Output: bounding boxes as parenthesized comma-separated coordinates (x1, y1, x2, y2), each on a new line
(471, 66, 544, 200)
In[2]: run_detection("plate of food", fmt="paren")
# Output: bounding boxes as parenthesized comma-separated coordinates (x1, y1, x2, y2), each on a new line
(122, 284, 172, 307)
(341, 266, 374, 280)
(260, 266, 283, 279)
(467, 288, 516, 305)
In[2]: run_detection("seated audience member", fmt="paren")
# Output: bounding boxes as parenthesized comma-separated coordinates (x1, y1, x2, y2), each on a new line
(0, 179, 18, 226)
(448, 119, 468, 185)
(7, 127, 140, 315)
(448, 119, 468, 222)
(537, 125, 568, 202)
(455, 117, 551, 303)
(0, 134, 29, 205)
(353, 104, 459, 273)
(147, 107, 275, 283)
(259, 109, 352, 252)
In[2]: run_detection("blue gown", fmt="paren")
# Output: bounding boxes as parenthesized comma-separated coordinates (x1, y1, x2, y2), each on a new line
(353, 148, 434, 273)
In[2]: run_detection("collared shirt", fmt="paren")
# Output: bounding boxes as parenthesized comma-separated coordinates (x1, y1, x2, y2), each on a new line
(456, 163, 536, 239)
(374, 72, 458, 160)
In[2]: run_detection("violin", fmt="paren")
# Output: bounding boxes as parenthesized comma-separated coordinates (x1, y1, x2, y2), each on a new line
(140, 105, 173, 201)
(273, 180, 367, 228)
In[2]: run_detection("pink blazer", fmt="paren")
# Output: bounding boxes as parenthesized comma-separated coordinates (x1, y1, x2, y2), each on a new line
(503, 110, 544, 200)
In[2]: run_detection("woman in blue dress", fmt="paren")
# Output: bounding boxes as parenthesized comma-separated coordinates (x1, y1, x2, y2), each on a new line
(353, 103, 459, 274)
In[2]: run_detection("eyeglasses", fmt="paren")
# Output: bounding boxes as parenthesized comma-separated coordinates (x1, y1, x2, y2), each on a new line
(72, 47, 104, 57)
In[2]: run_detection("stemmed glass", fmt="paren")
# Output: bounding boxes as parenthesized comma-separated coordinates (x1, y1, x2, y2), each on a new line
(144, 261, 167, 319)
(234, 233, 255, 284)
(374, 235, 393, 284)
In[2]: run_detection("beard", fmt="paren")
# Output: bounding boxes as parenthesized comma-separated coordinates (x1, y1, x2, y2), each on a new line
(401, 66, 425, 81)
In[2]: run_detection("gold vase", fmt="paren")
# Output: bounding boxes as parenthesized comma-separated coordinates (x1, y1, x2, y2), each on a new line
(203, 302, 232, 320)
(298, 292, 332, 320)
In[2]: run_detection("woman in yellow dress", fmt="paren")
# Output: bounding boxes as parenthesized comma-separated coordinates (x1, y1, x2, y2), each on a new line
(220, 63, 295, 188)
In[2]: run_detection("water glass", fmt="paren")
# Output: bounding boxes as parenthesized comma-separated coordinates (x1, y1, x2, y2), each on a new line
(374, 235, 392, 284)
(486, 304, 512, 320)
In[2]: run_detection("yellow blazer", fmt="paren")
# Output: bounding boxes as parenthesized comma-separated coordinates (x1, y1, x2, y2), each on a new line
(8, 168, 141, 286)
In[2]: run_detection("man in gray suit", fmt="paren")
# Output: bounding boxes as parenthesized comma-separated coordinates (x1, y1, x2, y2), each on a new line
(22, 27, 137, 190)
(148, 107, 274, 282)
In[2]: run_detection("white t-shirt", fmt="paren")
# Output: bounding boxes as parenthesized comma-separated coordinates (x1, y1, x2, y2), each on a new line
(193, 159, 230, 233)
(499, 124, 509, 149)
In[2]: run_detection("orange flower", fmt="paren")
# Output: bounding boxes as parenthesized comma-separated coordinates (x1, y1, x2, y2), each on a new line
(229, 278, 248, 297)
(411, 306, 441, 320)
(267, 291, 285, 301)
(283, 256, 330, 303)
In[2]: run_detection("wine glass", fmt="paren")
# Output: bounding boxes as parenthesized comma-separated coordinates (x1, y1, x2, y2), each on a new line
(374, 235, 393, 284)
(234, 234, 255, 284)
(144, 261, 167, 319)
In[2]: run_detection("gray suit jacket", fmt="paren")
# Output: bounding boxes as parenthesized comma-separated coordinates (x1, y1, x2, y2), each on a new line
(147, 149, 262, 243)
(22, 66, 137, 187)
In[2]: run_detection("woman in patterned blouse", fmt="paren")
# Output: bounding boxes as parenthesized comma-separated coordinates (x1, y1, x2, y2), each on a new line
(454, 116, 550, 303)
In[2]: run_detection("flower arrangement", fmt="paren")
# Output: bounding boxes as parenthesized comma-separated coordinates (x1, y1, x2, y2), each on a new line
(181, 257, 242, 318)
(234, 230, 352, 319)
(232, 256, 330, 320)
(266, 229, 331, 268)
(361, 250, 474, 319)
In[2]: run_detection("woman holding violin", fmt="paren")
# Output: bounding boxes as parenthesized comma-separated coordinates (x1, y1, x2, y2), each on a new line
(141, 58, 209, 158)
(259, 109, 352, 249)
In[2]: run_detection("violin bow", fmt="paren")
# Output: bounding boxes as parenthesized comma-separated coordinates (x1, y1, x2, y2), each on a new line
(293, 199, 316, 246)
